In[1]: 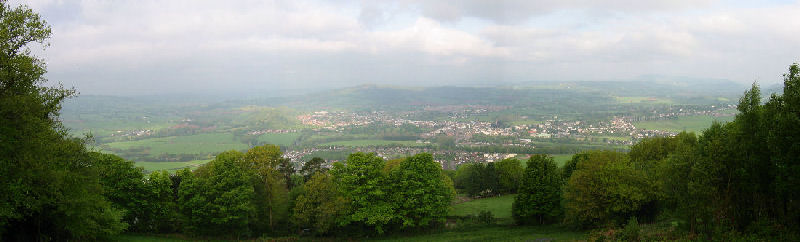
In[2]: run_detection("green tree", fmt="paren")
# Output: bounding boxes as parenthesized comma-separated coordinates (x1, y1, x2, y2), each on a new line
(301, 157, 327, 181)
(455, 162, 484, 197)
(330, 152, 395, 234)
(292, 172, 347, 235)
(177, 151, 256, 237)
(561, 152, 589, 182)
(563, 151, 658, 228)
(512, 154, 561, 225)
(0, 2, 125, 239)
(388, 153, 455, 229)
(147, 170, 179, 233)
(495, 158, 523, 194)
(243, 146, 290, 233)
(92, 153, 151, 232)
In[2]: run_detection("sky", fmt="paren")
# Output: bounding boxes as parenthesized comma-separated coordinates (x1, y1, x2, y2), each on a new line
(14, 0, 800, 95)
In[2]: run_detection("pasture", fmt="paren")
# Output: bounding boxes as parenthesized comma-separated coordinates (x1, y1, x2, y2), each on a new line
(104, 133, 248, 155)
(257, 132, 301, 146)
(134, 160, 211, 173)
(322, 139, 427, 147)
(634, 115, 735, 133)
(449, 194, 516, 221)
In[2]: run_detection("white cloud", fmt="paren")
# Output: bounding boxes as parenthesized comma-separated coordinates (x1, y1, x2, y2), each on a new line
(8, 0, 799, 95)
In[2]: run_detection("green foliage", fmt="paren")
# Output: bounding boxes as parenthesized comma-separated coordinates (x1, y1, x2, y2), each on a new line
(291, 172, 347, 235)
(176, 151, 256, 237)
(92, 153, 151, 232)
(387, 153, 455, 229)
(300, 157, 326, 181)
(477, 210, 495, 225)
(620, 217, 641, 241)
(0, 2, 126, 240)
(561, 152, 589, 182)
(512, 154, 562, 225)
(146, 170, 180, 233)
(331, 152, 394, 234)
(563, 151, 658, 228)
(494, 158, 523, 194)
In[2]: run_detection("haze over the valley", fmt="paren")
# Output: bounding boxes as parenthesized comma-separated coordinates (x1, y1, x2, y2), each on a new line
(18, 0, 800, 95)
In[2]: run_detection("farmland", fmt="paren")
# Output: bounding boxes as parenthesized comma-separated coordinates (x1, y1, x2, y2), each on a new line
(634, 115, 735, 133)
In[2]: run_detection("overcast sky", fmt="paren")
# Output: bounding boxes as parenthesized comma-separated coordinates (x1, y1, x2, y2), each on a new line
(16, 0, 800, 95)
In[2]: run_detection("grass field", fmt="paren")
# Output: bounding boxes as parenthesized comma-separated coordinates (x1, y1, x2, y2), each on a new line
(634, 115, 735, 133)
(615, 96, 673, 104)
(257, 132, 300, 146)
(105, 133, 248, 155)
(134, 160, 211, 172)
(450, 194, 516, 220)
(551, 154, 573, 167)
(322, 139, 427, 147)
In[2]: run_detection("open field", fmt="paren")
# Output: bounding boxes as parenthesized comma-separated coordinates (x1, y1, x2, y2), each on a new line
(551, 154, 573, 167)
(104, 133, 248, 155)
(615, 96, 673, 104)
(257, 132, 301, 146)
(634, 115, 735, 133)
(134, 160, 211, 172)
(322, 139, 427, 147)
(450, 194, 516, 220)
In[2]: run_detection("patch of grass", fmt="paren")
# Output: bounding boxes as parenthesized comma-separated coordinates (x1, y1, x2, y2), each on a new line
(450, 194, 516, 220)
(551, 154, 573, 167)
(615, 96, 673, 104)
(135, 160, 211, 173)
(634, 115, 735, 133)
(105, 133, 248, 155)
(322, 139, 427, 147)
(257, 132, 301, 146)
(376, 225, 585, 241)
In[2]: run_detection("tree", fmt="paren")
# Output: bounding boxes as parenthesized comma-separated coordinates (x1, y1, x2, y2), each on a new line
(563, 151, 658, 228)
(292, 172, 347, 235)
(512, 154, 561, 225)
(92, 153, 151, 232)
(455, 162, 484, 197)
(0, 2, 125, 240)
(495, 158, 523, 194)
(561, 152, 589, 182)
(147, 170, 179, 233)
(243, 146, 290, 233)
(301, 157, 327, 182)
(177, 151, 256, 237)
(388, 153, 455, 229)
(330, 152, 395, 234)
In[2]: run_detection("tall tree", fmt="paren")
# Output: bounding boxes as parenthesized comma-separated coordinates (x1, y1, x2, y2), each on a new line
(301, 157, 327, 182)
(330, 152, 395, 234)
(291, 172, 347, 235)
(495, 158, 523, 194)
(0, 2, 125, 240)
(512, 154, 561, 225)
(388, 153, 454, 229)
(563, 151, 658, 227)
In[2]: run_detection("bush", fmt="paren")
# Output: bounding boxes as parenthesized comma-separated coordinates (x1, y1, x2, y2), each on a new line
(620, 217, 640, 241)
(477, 210, 495, 225)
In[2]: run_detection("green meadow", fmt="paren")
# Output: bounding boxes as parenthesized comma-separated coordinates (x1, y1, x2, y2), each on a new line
(634, 115, 735, 133)
(104, 133, 248, 155)
(134, 160, 211, 173)
(322, 139, 427, 147)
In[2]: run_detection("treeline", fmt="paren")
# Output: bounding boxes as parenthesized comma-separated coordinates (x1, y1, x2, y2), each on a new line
(445, 63, 800, 240)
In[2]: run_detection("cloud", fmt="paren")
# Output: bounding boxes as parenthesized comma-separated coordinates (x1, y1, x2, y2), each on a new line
(8, 0, 799, 95)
